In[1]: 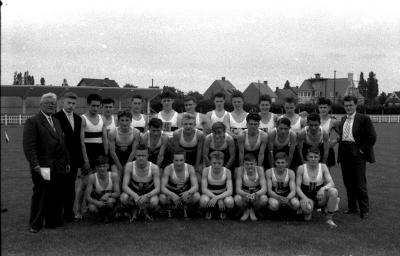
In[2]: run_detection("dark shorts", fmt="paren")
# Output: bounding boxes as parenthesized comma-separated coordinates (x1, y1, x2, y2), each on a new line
(85, 143, 104, 169)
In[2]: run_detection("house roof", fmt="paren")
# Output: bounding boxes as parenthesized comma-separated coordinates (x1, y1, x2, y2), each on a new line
(299, 77, 351, 96)
(77, 78, 119, 88)
(203, 78, 236, 99)
(275, 87, 298, 100)
(247, 82, 277, 98)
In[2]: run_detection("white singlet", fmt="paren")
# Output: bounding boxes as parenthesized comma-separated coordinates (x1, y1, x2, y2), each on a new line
(211, 110, 228, 124)
(82, 114, 103, 143)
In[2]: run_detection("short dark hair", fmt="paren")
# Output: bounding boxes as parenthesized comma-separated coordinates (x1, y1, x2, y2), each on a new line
(63, 92, 78, 99)
(214, 92, 226, 100)
(244, 153, 256, 162)
(246, 113, 261, 122)
(307, 146, 320, 156)
(210, 150, 225, 161)
(317, 97, 331, 106)
(259, 94, 272, 104)
(274, 152, 288, 161)
(87, 94, 102, 104)
(148, 118, 163, 129)
(211, 122, 226, 133)
(132, 95, 143, 101)
(231, 90, 244, 100)
(277, 117, 291, 127)
(343, 95, 358, 104)
(136, 144, 148, 151)
(307, 112, 321, 123)
(173, 149, 186, 158)
(102, 98, 115, 105)
(95, 155, 109, 166)
(117, 110, 132, 120)
(160, 91, 174, 99)
(184, 96, 196, 103)
(285, 96, 297, 105)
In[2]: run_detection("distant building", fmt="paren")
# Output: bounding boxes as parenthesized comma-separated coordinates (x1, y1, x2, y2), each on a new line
(62, 79, 69, 87)
(243, 81, 277, 104)
(385, 91, 400, 106)
(203, 77, 237, 101)
(298, 73, 364, 105)
(275, 85, 298, 104)
(77, 78, 119, 88)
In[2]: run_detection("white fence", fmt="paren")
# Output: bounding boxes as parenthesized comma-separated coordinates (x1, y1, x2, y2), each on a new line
(1, 114, 400, 126)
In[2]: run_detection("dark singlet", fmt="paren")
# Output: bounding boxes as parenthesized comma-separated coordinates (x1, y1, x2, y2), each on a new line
(300, 163, 324, 207)
(114, 127, 134, 166)
(207, 166, 228, 196)
(241, 167, 261, 194)
(128, 162, 155, 196)
(271, 168, 290, 197)
(91, 172, 113, 200)
(179, 129, 199, 166)
(208, 133, 231, 166)
(166, 164, 191, 195)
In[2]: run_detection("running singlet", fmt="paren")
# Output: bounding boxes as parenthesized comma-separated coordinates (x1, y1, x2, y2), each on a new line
(114, 127, 134, 165)
(290, 115, 302, 134)
(241, 168, 261, 193)
(229, 112, 247, 134)
(144, 132, 163, 165)
(208, 133, 231, 166)
(210, 110, 228, 124)
(128, 162, 155, 196)
(82, 114, 103, 144)
(179, 129, 199, 166)
(166, 163, 191, 194)
(91, 172, 113, 200)
(207, 167, 228, 195)
(157, 111, 179, 138)
(271, 168, 290, 196)
(259, 113, 276, 134)
(131, 114, 146, 133)
(104, 115, 116, 133)
(300, 163, 324, 195)
(320, 118, 332, 135)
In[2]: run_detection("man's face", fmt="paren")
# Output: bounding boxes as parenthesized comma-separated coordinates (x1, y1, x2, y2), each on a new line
(318, 104, 330, 115)
(213, 128, 225, 142)
(211, 158, 224, 169)
(275, 158, 288, 169)
(135, 149, 149, 165)
(214, 97, 225, 109)
(306, 152, 320, 165)
(246, 119, 260, 132)
(344, 100, 356, 115)
(259, 100, 271, 113)
(40, 97, 57, 115)
(119, 116, 131, 129)
(277, 123, 290, 137)
(184, 100, 196, 113)
(102, 103, 114, 116)
(307, 120, 320, 134)
(96, 163, 109, 175)
(182, 118, 195, 133)
(131, 98, 142, 113)
(173, 154, 185, 168)
(149, 126, 162, 137)
(63, 97, 76, 113)
(161, 98, 173, 110)
(88, 100, 101, 115)
(284, 102, 296, 114)
(232, 97, 244, 110)
(244, 160, 256, 170)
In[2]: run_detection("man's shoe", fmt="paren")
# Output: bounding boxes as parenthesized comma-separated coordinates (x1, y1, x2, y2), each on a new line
(360, 212, 369, 219)
(29, 227, 39, 233)
(343, 209, 358, 214)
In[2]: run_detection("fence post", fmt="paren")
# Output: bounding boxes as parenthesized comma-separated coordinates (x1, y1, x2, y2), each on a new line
(19, 114, 22, 125)
(5, 114, 7, 126)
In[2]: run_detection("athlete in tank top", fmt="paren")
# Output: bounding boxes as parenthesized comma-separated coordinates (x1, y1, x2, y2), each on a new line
(259, 113, 277, 133)
(103, 115, 117, 133)
(210, 110, 228, 124)
(157, 111, 179, 138)
(82, 114, 104, 144)
(131, 114, 146, 133)
(300, 163, 324, 197)
(207, 166, 228, 195)
(93, 172, 113, 197)
(166, 163, 191, 194)
(128, 161, 155, 196)
(241, 167, 261, 194)
(204, 132, 234, 168)
(228, 112, 248, 134)
(271, 168, 290, 195)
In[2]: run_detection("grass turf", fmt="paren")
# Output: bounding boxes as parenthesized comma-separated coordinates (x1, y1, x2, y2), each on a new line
(1, 124, 400, 255)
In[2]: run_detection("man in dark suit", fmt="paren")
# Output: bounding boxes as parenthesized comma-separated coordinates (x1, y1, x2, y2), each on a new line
(53, 92, 83, 222)
(23, 92, 70, 233)
(338, 95, 376, 219)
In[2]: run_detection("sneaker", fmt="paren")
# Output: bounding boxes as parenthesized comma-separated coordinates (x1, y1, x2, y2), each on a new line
(304, 213, 312, 221)
(205, 211, 212, 220)
(220, 212, 226, 220)
(326, 219, 337, 228)
(240, 209, 250, 221)
(249, 209, 258, 221)
(334, 197, 340, 212)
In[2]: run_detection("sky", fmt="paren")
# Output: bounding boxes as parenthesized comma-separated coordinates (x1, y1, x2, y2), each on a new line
(1, 0, 400, 93)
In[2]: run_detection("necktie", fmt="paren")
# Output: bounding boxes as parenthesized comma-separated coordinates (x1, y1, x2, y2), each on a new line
(67, 113, 74, 131)
(343, 116, 352, 140)
(48, 117, 56, 132)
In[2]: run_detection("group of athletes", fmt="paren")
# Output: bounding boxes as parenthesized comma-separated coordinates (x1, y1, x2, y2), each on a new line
(77, 90, 340, 227)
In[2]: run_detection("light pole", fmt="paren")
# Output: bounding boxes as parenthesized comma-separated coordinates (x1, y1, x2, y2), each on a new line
(333, 70, 336, 105)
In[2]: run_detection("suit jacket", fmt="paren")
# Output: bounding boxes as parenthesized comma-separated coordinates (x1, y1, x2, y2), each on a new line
(338, 113, 377, 163)
(53, 110, 83, 168)
(23, 112, 70, 176)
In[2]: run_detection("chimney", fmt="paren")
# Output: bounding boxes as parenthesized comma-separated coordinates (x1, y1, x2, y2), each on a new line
(348, 73, 353, 81)
(275, 87, 279, 91)
(315, 73, 321, 79)
(104, 77, 109, 80)
(221, 77, 226, 81)
(264, 81, 268, 86)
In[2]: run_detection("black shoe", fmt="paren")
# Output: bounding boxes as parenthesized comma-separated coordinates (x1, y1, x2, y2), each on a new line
(29, 227, 39, 233)
(360, 212, 369, 219)
(343, 209, 359, 214)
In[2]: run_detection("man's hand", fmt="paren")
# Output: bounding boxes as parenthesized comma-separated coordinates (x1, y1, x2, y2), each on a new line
(83, 161, 90, 170)
(207, 197, 218, 208)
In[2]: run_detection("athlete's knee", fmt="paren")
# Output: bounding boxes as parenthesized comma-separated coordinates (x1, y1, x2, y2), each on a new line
(191, 192, 201, 204)
(327, 187, 338, 198)
(290, 197, 300, 210)
(120, 193, 130, 205)
(268, 198, 279, 211)
(149, 195, 159, 208)
(107, 197, 116, 205)
(234, 195, 244, 207)
(224, 196, 234, 209)
(257, 195, 269, 207)
(159, 194, 169, 206)
(300, 199, 313, 214)
(199, 195, 210, 208)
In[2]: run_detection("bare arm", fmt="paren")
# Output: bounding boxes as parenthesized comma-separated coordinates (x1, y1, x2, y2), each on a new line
(160, 166, 178, 198)
(195, 131, 204, 172)
(267, 132, 276, 169)
(287, 170, 297, 200)
(266, 169, 280, 199)
(122, 162, 139, 200)
(235, 167, 247, 196)
(256, 167, 267, 196)
(110, 172, 121, 198)
(258, 132, 268, 166)
(214, 170, 233, 199)
(203, 135, 211, 167)
(296, 130, 306, 164)
(237, 133, 245, 166)
(322, 131, 329, 164)
(85, 175, 103, 206)
(287, 132, 297, 168)
(80, 117, 90, 169)
(109, 129, 122, 170)
(102, 125, 108, 155)
(157, 135, 168, 167)
(127, 129, 140, 163)
(201, 168, 216, 198)
(144, 165, 161, 198)
(186, 165, 199, 194)
(295, 166, 308, 201)
(226, 136, 236, 169)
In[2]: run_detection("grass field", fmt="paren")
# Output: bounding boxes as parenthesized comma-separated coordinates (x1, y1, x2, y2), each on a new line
(1, 124, 400, 256)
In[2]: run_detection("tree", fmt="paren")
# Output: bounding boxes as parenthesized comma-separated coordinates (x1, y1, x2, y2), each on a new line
(40, 77, 45, 85)
(367, 71, 379, 101)
(62, 79, 69, 86)
(284, 80, 290, 89)
(123, 83, 137, 88)
(377, 92, 387, 105)
(358, 72, 368, 98)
